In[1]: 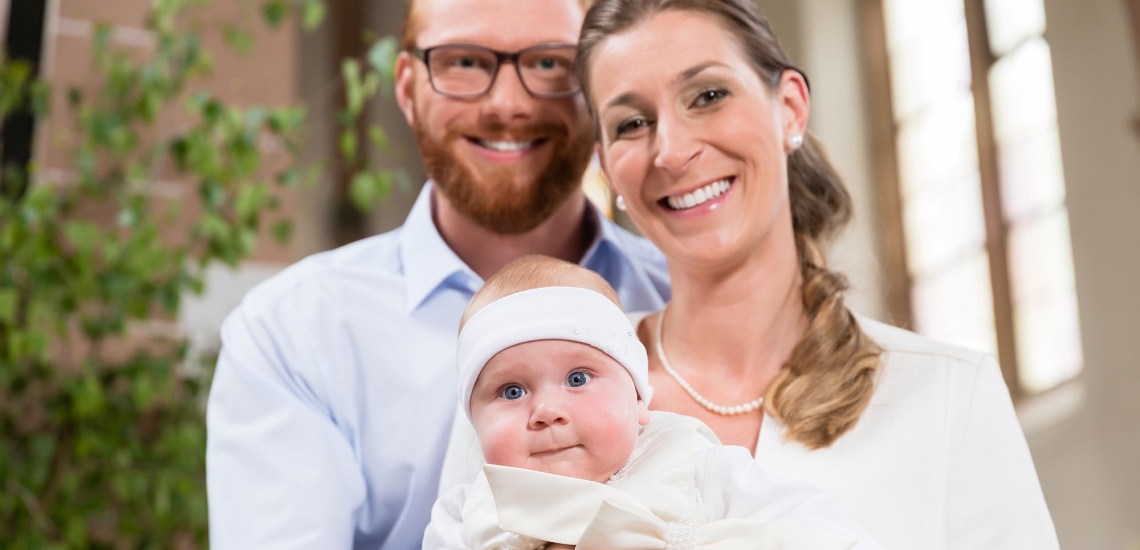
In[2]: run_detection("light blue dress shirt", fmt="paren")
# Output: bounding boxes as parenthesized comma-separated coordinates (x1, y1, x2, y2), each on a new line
(206, 182, 670, 550)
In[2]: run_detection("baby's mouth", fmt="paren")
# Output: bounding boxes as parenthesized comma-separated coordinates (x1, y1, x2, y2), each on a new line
(532, 445, 580, 457)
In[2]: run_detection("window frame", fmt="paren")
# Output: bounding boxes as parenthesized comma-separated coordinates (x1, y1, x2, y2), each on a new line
(1128, 0, 1140, 137)
(861, 0, 1085, 400)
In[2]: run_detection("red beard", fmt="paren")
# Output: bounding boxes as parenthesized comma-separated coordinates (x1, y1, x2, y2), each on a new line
(413, 117, 594, 234)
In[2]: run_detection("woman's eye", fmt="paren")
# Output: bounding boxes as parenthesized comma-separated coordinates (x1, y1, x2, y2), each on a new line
(693, 88, 728, 108)
(500, 385, 526, 400)
(566, 371, 592, 388)
(615, 118, 650, 137)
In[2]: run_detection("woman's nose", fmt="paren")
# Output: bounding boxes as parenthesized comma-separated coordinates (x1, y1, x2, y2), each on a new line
(653, 115, 701, 174)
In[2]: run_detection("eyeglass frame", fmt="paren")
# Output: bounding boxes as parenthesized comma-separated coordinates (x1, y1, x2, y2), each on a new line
(409, 43, 582, 99)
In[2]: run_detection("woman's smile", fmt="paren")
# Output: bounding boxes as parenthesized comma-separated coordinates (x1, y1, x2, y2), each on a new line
(659, 175, 737, 216)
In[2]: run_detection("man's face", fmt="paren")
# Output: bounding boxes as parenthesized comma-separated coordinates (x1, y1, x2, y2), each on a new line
(396, 0, 594, 234)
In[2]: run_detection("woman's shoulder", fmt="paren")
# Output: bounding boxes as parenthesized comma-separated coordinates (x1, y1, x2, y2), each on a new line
(855, 314, 990, 368)
(854, 315, 1005, 408)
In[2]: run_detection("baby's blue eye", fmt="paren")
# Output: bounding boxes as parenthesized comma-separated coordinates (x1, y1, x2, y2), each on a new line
(500, 385, 526, 400)
(567, 371, 592, 388)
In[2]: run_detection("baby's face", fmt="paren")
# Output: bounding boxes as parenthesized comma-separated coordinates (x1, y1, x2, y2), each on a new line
(470, 339, 649, 484)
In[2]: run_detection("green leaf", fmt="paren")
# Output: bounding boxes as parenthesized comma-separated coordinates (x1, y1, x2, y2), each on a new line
(223, 25, 255, 55)
(0, 287, 16, 324)
(65, 221, 100, 253)
(367, 37, 399, 84)
(348, 172, 376, 211)
(262, 0, 289, 27)
(342, 59, 364, 116)
(271, 220, 292, 243)
(339, 130, 358, 162)
(301, 0, 327, 30)
(368, 124, 388, 152)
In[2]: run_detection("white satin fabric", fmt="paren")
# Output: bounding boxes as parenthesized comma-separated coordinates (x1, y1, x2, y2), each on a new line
(425, 412, 878, 550)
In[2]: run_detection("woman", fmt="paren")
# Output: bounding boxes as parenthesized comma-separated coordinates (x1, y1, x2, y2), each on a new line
(574, 0, 1058, 548)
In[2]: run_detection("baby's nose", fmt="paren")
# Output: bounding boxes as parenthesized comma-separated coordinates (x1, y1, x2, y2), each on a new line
(528, 398, 569, 428)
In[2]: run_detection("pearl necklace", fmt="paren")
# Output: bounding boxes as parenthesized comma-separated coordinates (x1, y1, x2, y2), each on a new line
(654, 304, 764, 416)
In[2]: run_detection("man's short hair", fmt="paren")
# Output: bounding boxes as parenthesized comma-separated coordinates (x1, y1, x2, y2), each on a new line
(400, 0, 596, 51)
(459, 255, 621, 333)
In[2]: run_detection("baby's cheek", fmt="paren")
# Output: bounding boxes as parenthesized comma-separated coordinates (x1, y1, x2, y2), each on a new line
(478, 417, 526, 467)
(591, 408, 639, 467)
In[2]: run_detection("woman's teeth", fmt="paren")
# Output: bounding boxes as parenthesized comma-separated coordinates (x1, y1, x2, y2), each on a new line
(476, 139, 538, 152)
(666, 178, 732, 210)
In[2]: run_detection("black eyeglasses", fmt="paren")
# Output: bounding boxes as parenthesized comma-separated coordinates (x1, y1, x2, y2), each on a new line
(411, 43, 581, 99)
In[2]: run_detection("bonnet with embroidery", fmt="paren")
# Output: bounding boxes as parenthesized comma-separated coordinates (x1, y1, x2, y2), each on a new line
(456, 286, 652, 422)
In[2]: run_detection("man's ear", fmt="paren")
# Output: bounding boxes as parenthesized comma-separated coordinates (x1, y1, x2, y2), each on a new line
(395, 51, 417, 127)
(637, 398, 651, 426)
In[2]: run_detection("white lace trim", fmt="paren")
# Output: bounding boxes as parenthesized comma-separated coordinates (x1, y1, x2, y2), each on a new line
(504, 532, 546, 550)
(608, 435, 652, 483)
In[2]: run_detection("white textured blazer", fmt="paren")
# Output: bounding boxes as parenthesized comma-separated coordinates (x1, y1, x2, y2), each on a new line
(750, 316, 1059, 550)
(437, 315, 1060, 550)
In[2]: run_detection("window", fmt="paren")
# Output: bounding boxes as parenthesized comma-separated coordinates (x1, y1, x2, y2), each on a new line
(866, 0, 1083, 397)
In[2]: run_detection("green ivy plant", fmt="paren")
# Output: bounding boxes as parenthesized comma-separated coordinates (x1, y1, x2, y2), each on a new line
(0, 0, 397, 547)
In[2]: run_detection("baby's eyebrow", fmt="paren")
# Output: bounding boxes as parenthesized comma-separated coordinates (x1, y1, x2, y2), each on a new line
(473, 370, 515, 393)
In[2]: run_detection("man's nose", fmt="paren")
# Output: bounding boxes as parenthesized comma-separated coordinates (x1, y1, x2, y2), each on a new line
(528, 395, 569, 429)
(653, 114, 701, 174)
(480, 64, 534, 123)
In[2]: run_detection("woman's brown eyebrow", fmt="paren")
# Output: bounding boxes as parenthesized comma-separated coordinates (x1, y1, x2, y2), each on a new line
(675, 61, 728, 85)
(604, 91, 639, 111)
(602, 61, 730, 112)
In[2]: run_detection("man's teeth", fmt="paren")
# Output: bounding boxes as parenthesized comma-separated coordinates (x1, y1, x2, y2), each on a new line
(666, 178, 732, 210)
(476, 139, 538, 152)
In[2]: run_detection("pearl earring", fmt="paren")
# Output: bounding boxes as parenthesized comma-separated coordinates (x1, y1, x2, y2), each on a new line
(789, 134, 804, 150)
(615, 195, 627, 212)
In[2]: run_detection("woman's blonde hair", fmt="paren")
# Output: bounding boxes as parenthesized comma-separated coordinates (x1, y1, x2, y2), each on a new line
(577, 0, 882, 449)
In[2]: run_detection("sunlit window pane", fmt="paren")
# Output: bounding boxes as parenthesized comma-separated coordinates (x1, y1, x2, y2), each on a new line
(1007, 208, 1077, 302)
(989, 38, 1058, 143)
(1015, 291, 1083, 394)
(984, 0, 1047, 57)
(903, 177, 988, 278)
(883, 0, 972, 121)
(997, 128, 1067, 223)
(912, 252, 1000, 359)
(896, 93, 980, 198)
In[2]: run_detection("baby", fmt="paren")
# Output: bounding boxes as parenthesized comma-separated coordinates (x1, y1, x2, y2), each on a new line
(424, 256, 881, 550)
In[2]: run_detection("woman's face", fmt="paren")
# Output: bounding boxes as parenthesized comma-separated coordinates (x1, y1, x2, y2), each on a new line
(588, 10, 809, 270)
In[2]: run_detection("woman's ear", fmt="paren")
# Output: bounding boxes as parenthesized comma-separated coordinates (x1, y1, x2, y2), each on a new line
(777, 69, 811, 153)
(637, 398, 651, 426)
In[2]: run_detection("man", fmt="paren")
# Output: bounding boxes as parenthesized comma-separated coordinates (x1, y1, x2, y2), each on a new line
(205, 0, 669, 548)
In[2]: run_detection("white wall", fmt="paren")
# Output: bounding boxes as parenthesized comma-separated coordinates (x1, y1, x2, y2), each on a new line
(1036, 0, 1140, 546)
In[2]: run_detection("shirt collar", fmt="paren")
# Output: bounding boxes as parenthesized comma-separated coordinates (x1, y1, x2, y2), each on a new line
(399, 181, 626, 313)
(400, 182, 479, 312)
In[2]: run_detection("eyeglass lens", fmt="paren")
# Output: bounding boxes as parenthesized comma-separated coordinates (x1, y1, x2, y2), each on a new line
(427, 46, 579, 97)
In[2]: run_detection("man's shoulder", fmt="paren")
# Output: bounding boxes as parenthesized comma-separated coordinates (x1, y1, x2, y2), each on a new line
(239, 227, 408, 312)
(603, 220, 666, 267)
